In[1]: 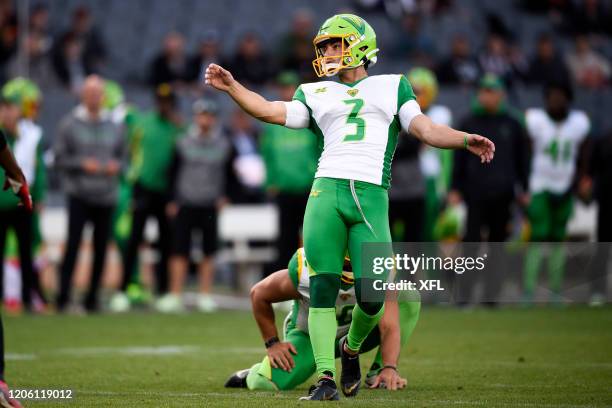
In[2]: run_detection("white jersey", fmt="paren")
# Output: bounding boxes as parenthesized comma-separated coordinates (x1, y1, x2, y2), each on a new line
(286, 248, 356, 339)
(526, 108, 590, 194)
(15, 119, 43, 184)
(285, 75, 421, 188)
(419, 105, 452, 178)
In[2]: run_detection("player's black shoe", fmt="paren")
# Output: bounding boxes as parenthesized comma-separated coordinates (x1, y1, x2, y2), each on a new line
(299, 373, 339, 401)
(224, 368, 250, 388)
(339, 335, 362, 397)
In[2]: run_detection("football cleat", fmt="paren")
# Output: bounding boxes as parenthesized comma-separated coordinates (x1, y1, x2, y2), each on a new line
(339, 335, 361, 397)
(224, 368, 250, 388)
(299, 374, 339, 401)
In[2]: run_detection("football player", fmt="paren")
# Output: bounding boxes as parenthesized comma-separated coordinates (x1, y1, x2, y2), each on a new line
(206, 14, 494, 400)
(225, 248, 420, 393)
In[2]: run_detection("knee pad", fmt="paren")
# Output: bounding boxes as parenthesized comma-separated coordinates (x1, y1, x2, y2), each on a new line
(310, 274, 341, 308)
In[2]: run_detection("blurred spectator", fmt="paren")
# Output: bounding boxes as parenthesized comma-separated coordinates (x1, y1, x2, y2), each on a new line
(547, 0, 612, 36)
(450, 74, 529, 305)
(157, 99, 229, 313)
(478, 34, 526, 89)
(149, 32, 190, 87)
(277, 9, 317, 82)
(526, 33, 570, 85)
(436, 34, 481, 86)
(587, 128, 612, 306)
(6, 31, 55, 87)
(0, 0, 17, 83)
(522, 82, 590, 304)
(225, 108, 264, 203)
(51, 6, 106, 89)
(390, 12, 435, 67)
(2, 77, 47, 310)
(114, 84, 184, 308)
(9, 3, 54, 84)
(29, 4, 51, 41)
(54, 75, 126, 312)
(51, 32, 85, 91)
(0, 93, 45, 312)
(223, 32, 276, 87)
(570, 0, 612, 36)
(565, 35, 610, 89)
(186, 30, 221, 83)
(260, 72, 318, 272)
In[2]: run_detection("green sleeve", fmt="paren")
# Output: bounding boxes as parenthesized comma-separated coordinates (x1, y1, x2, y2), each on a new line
(397, 75, 417, 113)
(292, 85, 308, 108)
(287, 250, 300, 289)
(31, 142, 47, 204)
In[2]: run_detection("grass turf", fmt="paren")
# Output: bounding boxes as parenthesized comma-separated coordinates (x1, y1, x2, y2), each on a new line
(4, 306, 612, 407)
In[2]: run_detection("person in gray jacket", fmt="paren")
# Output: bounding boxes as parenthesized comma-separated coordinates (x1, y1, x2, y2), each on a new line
(54, 75, 126, 312)
(156, 99, 230, 313)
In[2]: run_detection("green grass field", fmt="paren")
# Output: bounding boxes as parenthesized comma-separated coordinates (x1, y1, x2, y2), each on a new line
(4, 306, 612, 407)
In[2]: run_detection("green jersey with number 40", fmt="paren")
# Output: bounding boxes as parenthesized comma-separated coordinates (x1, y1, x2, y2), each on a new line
(285, 248, 356, 339)
(287, 75, 420, 189)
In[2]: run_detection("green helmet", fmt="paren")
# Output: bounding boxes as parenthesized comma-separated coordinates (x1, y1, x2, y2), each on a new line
(312, 14, 378, 78)
(407, 67, 438, 110)
(103, 80, 125, 110)
(2, 77, 42, 119)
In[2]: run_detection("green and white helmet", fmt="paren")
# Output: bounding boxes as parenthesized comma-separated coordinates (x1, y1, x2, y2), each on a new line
(312, 14, 378, 77)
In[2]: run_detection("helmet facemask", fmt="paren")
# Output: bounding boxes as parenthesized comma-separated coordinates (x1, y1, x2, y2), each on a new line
(312, 34, 371, 77)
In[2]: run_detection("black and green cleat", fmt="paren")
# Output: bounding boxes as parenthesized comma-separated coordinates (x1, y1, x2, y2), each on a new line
(339, 335, 362, 397)
(224, 368, 250, 388)
(299, 374, 339, 401)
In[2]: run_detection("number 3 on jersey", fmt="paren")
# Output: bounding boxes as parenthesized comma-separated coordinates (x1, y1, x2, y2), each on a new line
(343, 98, 365, 142)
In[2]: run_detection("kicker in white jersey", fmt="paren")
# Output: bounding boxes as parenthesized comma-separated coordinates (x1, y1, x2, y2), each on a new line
(284, 74, 422, 188)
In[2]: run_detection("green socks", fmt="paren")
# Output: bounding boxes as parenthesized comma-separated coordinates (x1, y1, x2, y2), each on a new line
(347, 303, 384, 352)
(309, 307, 338, 378)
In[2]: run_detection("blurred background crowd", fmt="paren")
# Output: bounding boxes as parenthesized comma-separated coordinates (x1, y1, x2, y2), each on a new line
(0, 0, 611, 314)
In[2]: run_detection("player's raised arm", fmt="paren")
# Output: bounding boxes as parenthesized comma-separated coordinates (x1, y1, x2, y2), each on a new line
(205, 64, 309, 128)
(406, 113, 495, 164)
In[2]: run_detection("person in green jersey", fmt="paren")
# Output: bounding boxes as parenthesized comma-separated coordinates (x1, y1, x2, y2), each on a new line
(206, 14, 495, 400)
(224, 247, 420, 392)
(117, 84, 184, 304)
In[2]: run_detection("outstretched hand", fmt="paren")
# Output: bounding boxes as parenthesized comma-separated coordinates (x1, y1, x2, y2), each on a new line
(204, 64, 235, 92)
(3, 177, 32, 211)
(466, 134, 495, 163)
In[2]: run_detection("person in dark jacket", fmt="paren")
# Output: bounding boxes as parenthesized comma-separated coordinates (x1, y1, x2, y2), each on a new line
(156, 99, 230, 313)
(449, 74, 530, 305)
(54, 75, 126, 312)
(586, 129, 612, 306)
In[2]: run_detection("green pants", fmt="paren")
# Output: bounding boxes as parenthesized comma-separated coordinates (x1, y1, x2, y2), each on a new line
(523, 192, 573, 299)
(303, 177, 391, 281)
(246, 300, 421, 391)
(528, 192, 573, 242)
